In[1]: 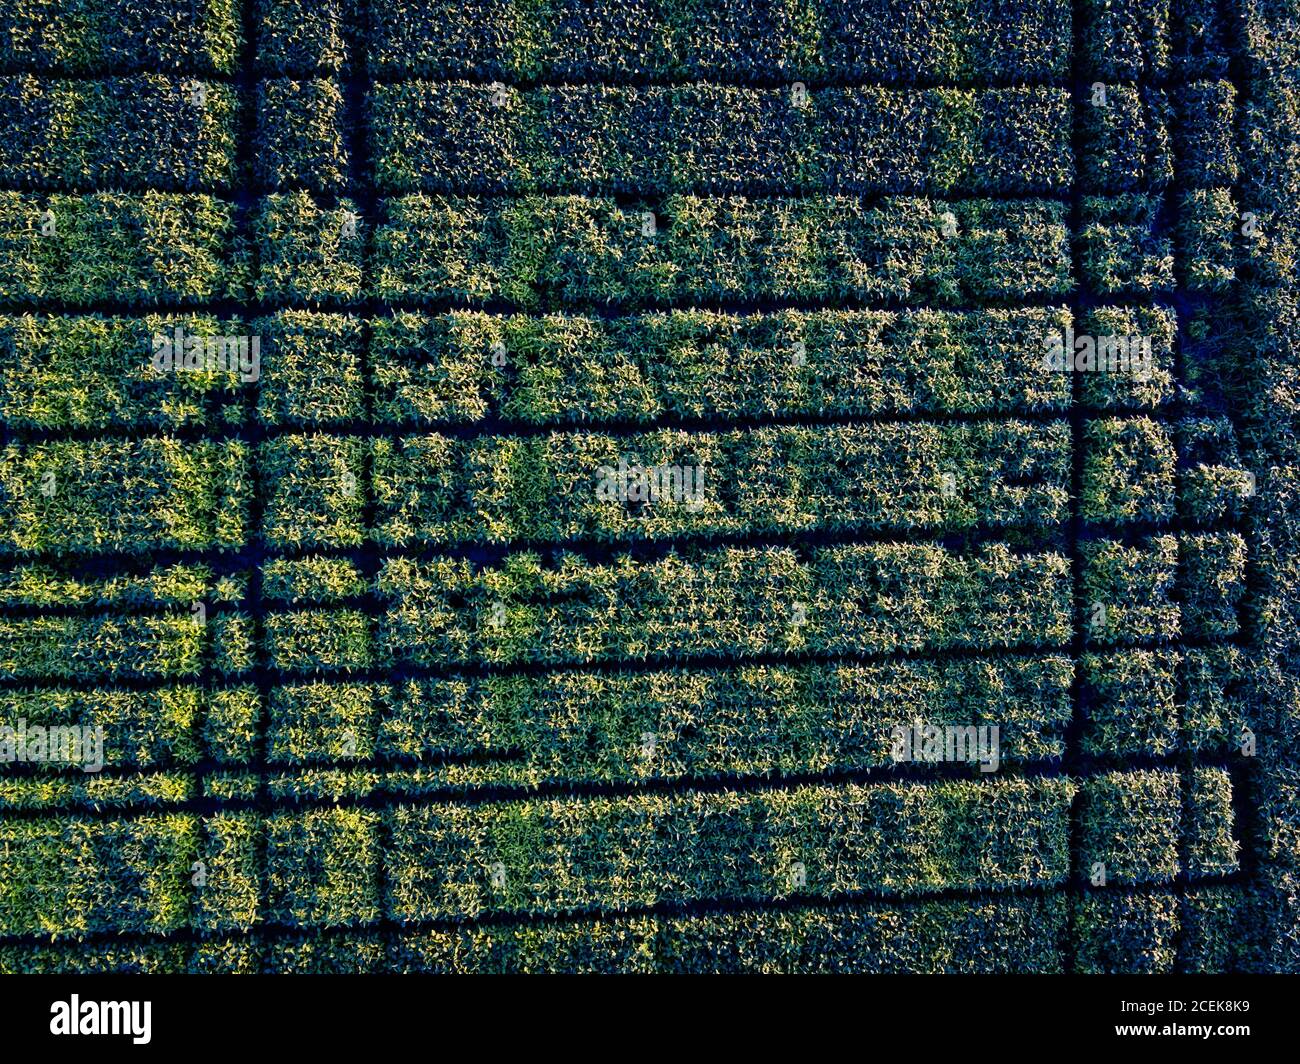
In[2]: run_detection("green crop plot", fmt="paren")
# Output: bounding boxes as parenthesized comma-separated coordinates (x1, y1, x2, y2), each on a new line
(0, 0, 1296, 977)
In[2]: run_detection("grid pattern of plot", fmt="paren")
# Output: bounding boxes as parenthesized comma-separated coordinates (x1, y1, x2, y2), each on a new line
(0, 0, 1295, 974)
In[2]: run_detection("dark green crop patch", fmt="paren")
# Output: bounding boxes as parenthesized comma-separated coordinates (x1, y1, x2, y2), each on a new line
(1081, 417, 1177, 524)
(1074, 892, 1179, 973)
(265, 809, 382, 927)
(385, 778, 1075, 920)
(1079, 194, 1175, 294)
(0, 814, 198, 937)
(1078, 85, 1172, 195)
(371, 84, 1071, 197)
(1179, 531, 1247, 639)
(1175, 82, 1240, 188)
(260, 433, 367, 547)
(0, 0, 242, 74)
(253, 192, 365, 304)
(1078, 769, 1182, 885)
(0, 76, 239, 191)
(1081, 535, 1179, 646)
(256, 0, 354, 75)
(264, 608, 374, 673)
(194, 812, 262, 932)
(254, 312, 366, 425)
(376, 541, 1073, 668)
(1179, 188, 1238, 291)
(1080, 0, 1170, 81)
(1185, 767, 1241, 877)
(268, 681, 379, 762)
(364, 0, 1072, 82)
(255, 80, 348, 193)
(377, 657, 1073, 782)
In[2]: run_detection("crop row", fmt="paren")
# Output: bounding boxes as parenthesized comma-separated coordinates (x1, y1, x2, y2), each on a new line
(361, 193, 1074, 309)
(3, 0, 1225, 87)
(0, 193, 245, 306)
(0, 191, 1241, 307)
(0, 766, 1245, 889)
(1079, 82, 1237, 194)
(0, 769, 1238, 934)
(361, 0, 1073, 82)
(339, 536, 1244, 671)
(0, 771, 202, 811)
(285, 647, 1242, 774)
(305, 191, 1238, 305)
(1, 309, 1256, 435)
(2, 305, 1195, 432)
(1170, 81, 1239, 188)
(0, 75, 1218, 200)
(337, 536, 1073, 667)
(1239, 287, 1300, 460)
(0, 313, 250, 429)
(0, 885, 1266, 973)
(1238, 1, 1300, 974)
(256, 752, 1224, 809)
(0, 612, 254, 679)
(0, 640, 1246, 782)
(1240, 85, 1300, 288)
(256, 416, 1250, 549)
(357, 0, 1223, 83)
(0, 424, 1250, 557)
(283, 657, 1074, 772)
(366, 304, 1170, 422)
(382, 777, 1050, 920)
(2, 191, 1066, 308)
(281, 535, 1238, 671)
(0, 684, 257, 767)
(0, 58, 1233, 202)
(0, 560, 241, 608)
(363, 81, 1236, 198)
(0, 778, 1040, 932)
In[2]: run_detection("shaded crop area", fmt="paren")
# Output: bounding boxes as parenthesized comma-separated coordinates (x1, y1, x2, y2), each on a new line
(0, 0, 1296, 974)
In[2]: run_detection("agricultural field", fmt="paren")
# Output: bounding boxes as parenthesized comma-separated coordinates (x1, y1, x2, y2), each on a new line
(0, 0, 1297, 978)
